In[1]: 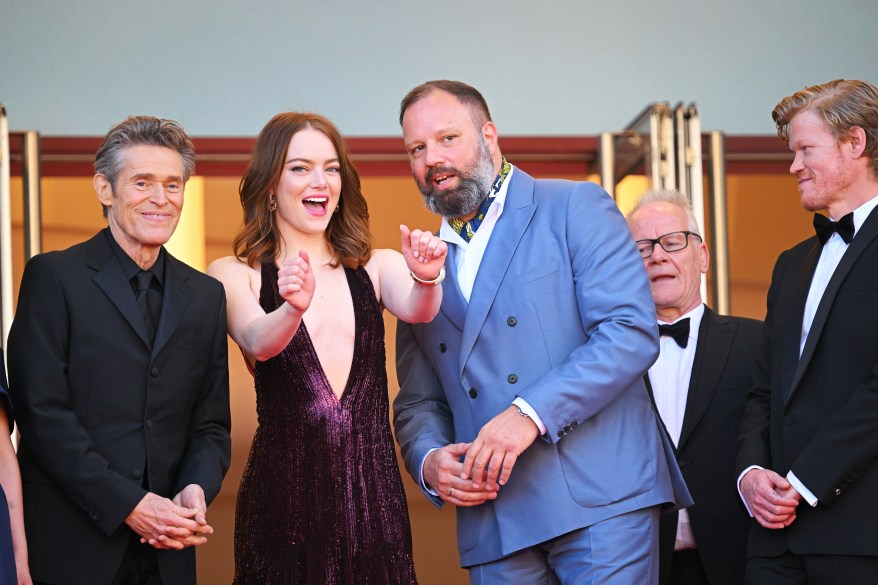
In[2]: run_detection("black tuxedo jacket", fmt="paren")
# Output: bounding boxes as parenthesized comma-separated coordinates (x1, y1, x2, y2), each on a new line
(737, 205, 878, 559)
(652, 307, 761, 585)
(7, 230, 231, 585)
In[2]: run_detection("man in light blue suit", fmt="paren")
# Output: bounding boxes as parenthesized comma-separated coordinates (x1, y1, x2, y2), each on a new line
(393, 80, 692, 584)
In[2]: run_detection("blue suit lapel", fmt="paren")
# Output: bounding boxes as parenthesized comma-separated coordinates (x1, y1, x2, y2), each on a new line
(787, 206, 878, 403)
(438, 244, 467, 332)
(459, 171, 537, 373)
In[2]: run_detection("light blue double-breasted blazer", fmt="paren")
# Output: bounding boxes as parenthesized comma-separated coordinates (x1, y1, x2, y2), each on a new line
(394, 168, 691, 568)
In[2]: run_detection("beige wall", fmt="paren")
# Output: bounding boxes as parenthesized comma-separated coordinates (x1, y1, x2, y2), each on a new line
(4, 168, 812, 583)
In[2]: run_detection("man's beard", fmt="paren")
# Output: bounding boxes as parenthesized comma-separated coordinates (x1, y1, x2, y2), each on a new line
(415, 139, 495, 219)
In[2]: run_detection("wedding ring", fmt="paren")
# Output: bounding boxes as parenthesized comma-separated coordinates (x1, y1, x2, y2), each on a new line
(449, 487, 456, 497)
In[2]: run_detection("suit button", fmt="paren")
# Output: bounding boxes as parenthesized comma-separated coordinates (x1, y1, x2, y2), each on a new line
(835, 488, 842, 496)
(469, 388, 478, 399)
(783, 414, 795, 426)
(507, 316, 518, 327)
(439, 343, 447, 353)
(507, 374, 518, 384)
(557, 429, 564, 438)
(132, 469, 143, 479)
(571, 421, 578, 428)
(564, 425, 572, 433)
(151, 367, 159, 377)
(146, 419, 154, 429)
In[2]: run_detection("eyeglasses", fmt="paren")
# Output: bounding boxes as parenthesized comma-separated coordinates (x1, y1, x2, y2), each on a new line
(635, 231, 702, 259)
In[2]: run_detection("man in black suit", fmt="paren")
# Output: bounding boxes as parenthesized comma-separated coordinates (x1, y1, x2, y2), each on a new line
(737, 79, 878, 584)
(628, 189, 761, 585)
(8, 116, 231, 585)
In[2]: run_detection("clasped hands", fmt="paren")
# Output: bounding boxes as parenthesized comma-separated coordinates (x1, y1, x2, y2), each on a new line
(424, 405, 539, 507)
(739, 468, 802, 529)
(125, 484, 213, 550)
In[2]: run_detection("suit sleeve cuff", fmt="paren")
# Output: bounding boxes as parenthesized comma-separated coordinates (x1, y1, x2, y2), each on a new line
(419, 448, 441, 496)
(787, 470, 819, 507)
(737, 465, 762, 517)
(512, 397, 547, 435)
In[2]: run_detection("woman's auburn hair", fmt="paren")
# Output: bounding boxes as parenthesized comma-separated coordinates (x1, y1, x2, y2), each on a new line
(233, 112, 374, 269)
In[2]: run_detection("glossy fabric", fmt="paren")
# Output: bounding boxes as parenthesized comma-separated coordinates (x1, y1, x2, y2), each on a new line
(233, 264, 417, 584)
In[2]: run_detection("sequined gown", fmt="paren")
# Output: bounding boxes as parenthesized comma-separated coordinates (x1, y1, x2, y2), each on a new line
(233, 263, 418, 585)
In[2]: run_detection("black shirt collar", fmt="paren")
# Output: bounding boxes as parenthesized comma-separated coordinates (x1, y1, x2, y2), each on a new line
(103, 227, 165, 287)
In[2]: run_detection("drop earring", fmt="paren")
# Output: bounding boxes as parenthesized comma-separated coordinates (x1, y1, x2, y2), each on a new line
(269, 195, 277, 212)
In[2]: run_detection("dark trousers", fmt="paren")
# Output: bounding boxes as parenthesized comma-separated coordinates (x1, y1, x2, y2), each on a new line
(746, 551, 878, 585)
(36, 533, 161, 585)
(668, 549, 710, 585)
(108, 533, 162, 585)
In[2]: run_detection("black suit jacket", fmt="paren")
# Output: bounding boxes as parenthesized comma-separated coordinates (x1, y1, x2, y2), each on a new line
(737, 204, 878, 559)
(7, 230, 231, 585)
(652, 307, 761, 585)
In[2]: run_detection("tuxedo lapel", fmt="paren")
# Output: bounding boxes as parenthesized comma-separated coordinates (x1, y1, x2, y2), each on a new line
(788, 207, 878, 402)
(778, 239, 822, 402)
(88, 236, 152, 348)
(459, 173, 536, 373)
(153, 253, 191, 356)
(438, 244, 466, 332)
(678, 307, 732, 450)
(643, 373, 677, 454)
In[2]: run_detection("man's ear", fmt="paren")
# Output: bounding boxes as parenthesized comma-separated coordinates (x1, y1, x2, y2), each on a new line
(699, 241, 710, 274)
(481, 121, 499, 150)
(94, 174, 113, 208)
(847, 126, 867, 158)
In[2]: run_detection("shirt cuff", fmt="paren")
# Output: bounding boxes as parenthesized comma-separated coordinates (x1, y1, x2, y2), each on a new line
(512, 397, 547, 435)
(787, 470, 819, 507)
(737, 465, 762, 517)
(419, 448, 441, 497)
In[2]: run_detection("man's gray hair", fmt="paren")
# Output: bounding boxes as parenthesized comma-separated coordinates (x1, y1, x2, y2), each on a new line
(627, 189, 701, 235)
(94, 115, 195, 217)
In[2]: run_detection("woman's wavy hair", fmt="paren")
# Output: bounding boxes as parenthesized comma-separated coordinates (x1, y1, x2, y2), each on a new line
(233, 112, 373, 268)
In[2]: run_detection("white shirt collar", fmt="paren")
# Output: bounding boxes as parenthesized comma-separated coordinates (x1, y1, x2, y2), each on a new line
(438, 165, 514, 247)
(850, 193, 878, 236)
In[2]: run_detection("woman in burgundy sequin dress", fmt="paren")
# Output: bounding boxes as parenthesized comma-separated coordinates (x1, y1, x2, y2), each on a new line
(209, 112, 446, 584)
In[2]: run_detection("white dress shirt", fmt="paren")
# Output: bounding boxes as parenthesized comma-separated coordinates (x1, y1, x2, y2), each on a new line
(652, 304, 704, 550)
(438, 167, 513, 303)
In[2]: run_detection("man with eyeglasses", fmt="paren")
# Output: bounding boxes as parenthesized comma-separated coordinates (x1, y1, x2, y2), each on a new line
(628, 189, 761, 585)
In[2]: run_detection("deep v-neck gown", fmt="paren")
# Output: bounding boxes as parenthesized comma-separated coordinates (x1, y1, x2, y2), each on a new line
(233, 263, 418, 584)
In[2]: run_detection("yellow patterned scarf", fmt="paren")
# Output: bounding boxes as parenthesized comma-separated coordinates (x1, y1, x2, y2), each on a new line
(448, 158, 511, 242)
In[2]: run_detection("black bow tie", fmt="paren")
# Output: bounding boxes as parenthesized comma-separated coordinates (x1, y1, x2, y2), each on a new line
(659, 318, 690, 348)
(813, 212, 854, 245)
